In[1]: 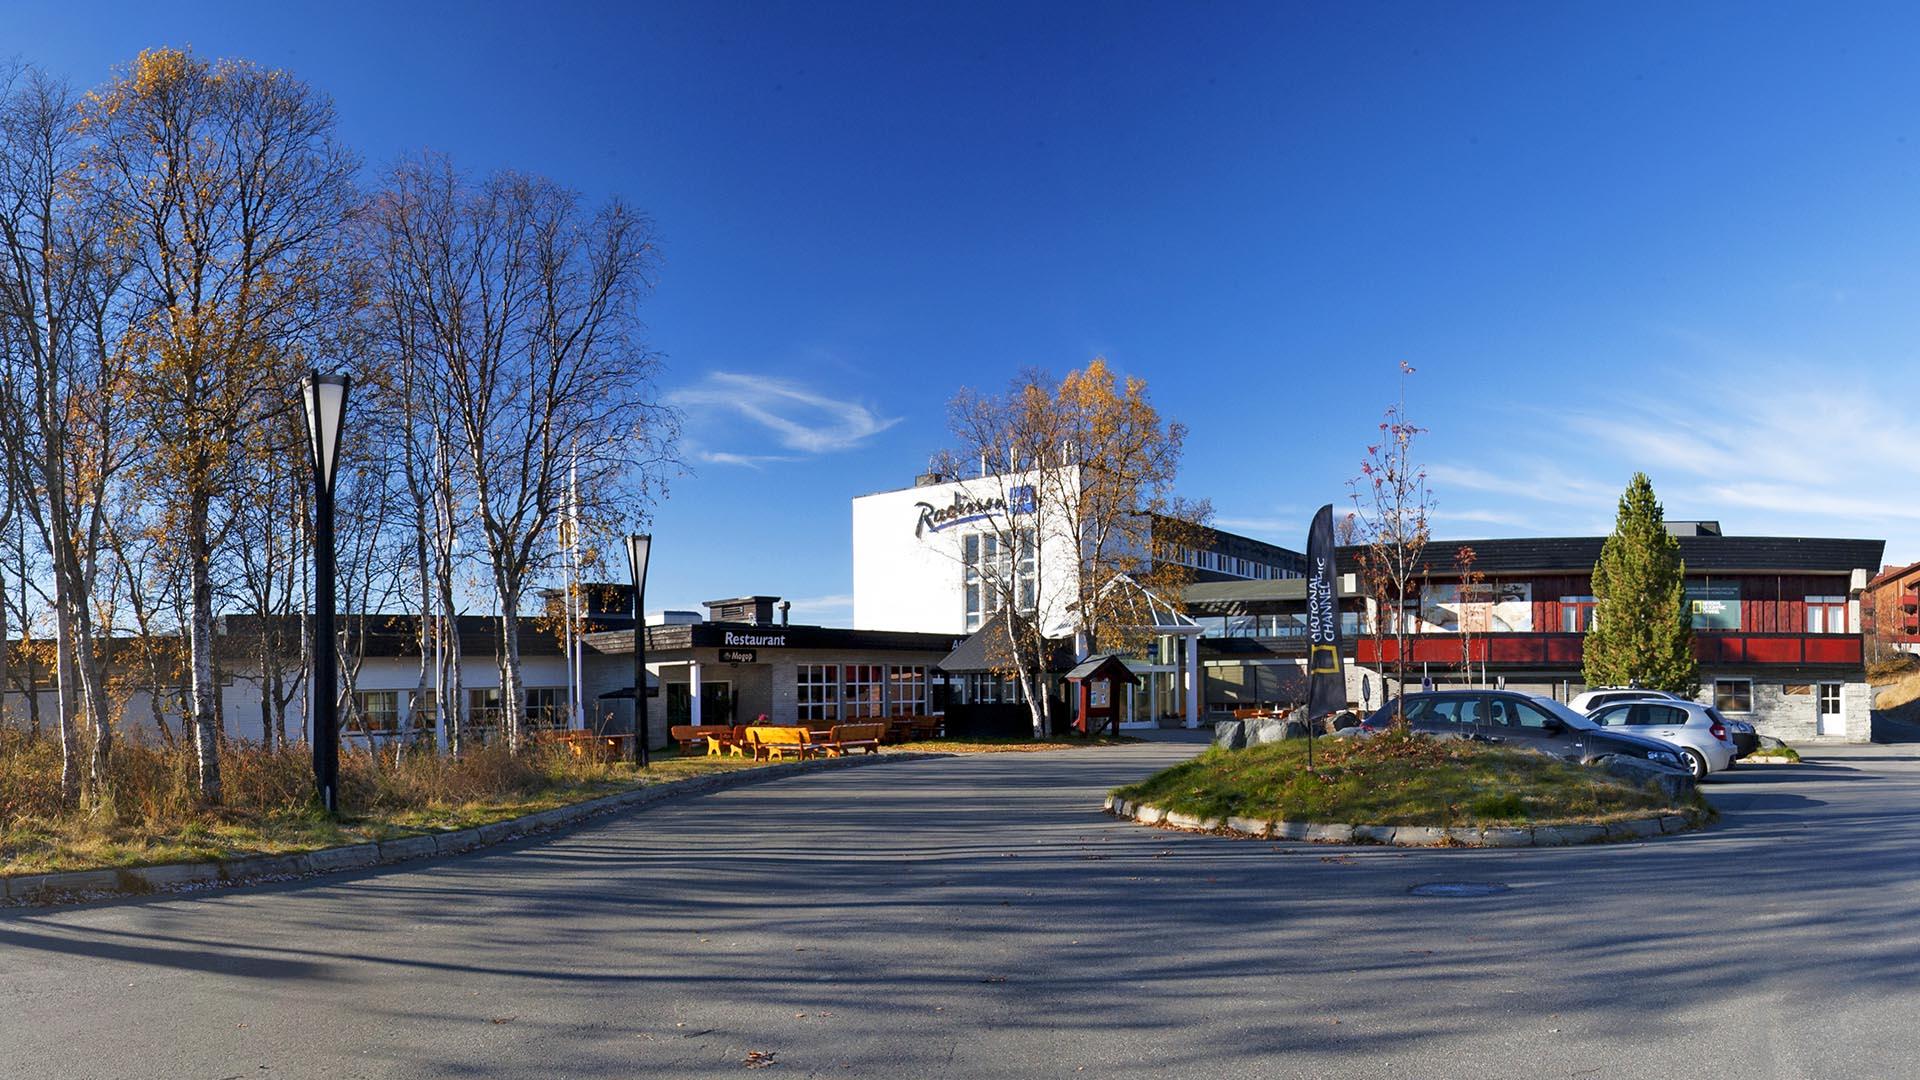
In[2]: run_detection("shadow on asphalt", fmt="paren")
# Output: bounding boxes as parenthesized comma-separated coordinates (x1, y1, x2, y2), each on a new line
(5, 740, 1920, 1078)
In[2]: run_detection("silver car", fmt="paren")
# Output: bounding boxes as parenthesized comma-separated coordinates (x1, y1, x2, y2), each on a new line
(1584, 698, 1737, 780)
(1568, 687, 1689, 714)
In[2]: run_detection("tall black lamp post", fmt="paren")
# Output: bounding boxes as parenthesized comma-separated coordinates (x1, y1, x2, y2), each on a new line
(625, 533, 652, 768)
(301, 372, 351, 814)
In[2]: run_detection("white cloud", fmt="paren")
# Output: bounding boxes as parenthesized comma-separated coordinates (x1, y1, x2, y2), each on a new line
(671, 371, 900, 459)
(783, 593, 854, 624)
(1423, 348, 1920, 562)
(694, 449, 798, 470)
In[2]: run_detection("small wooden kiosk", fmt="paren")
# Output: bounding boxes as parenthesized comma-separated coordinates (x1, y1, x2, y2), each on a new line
(1065, 654, 1140, 737)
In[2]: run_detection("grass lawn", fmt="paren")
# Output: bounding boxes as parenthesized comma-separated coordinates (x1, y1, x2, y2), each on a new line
(1113, 731, 1707, 828)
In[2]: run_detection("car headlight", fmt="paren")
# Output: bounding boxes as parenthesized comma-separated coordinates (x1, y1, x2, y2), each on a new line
(1649, 751, 1679, 767)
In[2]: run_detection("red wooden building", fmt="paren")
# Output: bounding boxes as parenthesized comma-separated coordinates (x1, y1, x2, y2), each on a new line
(1182, 524, 1883, 743)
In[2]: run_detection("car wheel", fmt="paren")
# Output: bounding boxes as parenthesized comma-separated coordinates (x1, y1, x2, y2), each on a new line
(1681, 748, 1708, 781)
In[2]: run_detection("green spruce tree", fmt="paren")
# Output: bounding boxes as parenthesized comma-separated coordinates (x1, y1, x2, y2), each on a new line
(1583, 473, 1699, 694)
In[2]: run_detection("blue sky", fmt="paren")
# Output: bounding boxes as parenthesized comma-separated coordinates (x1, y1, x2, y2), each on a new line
(14, 0, 1920, 619)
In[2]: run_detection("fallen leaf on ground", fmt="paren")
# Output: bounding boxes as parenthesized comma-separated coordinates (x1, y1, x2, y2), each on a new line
(490, 1016, 516, 1024)
(744, 1050, 777, 1069)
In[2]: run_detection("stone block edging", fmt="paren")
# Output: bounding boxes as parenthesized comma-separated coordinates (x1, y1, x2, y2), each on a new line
(4, 752, 949, 906)
(1104, 795, 1697, 847)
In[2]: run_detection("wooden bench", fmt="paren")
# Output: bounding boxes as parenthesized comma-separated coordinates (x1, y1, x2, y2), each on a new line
(535, 730, 633, 759)
(669, 724, 732, 754)
(746, 725, 815, 761)
(819, 722, 887, 756)
(708, 723, 752, 757)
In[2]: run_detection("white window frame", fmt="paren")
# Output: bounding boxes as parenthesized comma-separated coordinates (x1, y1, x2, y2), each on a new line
(842, 664, 885, 718)
(797, 664, 840, 722)
(888, 665, 929, 716)
(1817, 682, 1842, 717)
(1806, 596, 1848, 634)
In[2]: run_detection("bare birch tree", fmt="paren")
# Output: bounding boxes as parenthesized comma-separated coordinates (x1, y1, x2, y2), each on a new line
(0, 62, 142, 800)
(370, 155, 671, 753)
(1347, 362, 1434, 720)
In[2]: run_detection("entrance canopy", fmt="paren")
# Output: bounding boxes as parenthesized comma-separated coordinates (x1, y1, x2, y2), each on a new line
(1092, 574, 1204, 637)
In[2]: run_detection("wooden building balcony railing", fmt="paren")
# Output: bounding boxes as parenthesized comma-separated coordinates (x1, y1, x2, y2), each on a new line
(1353, 632, 1863, 668)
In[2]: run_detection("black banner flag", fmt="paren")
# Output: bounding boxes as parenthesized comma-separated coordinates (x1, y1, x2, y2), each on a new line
(1306, 504, 1346, 725)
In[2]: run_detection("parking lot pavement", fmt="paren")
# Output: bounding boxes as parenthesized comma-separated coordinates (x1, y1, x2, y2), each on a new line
(3, 740, 1918, 1079)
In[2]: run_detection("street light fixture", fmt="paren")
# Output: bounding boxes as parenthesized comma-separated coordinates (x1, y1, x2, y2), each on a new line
(301, 372, 351, 814)
(625, 533, 652, 768)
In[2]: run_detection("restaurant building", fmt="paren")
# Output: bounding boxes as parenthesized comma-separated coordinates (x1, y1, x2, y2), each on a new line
(583, 594, 960, 734)
(1183, 523, 1884, 743)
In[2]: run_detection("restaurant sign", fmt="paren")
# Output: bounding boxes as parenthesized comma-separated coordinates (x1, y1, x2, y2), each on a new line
(718, 648, 757, 664)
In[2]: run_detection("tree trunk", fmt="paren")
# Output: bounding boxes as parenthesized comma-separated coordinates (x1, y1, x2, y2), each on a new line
(498, 576, 526, 753)
(52, 591, 80, 805)
(187, 521, 224, 804)
(0, 553, 9, 730)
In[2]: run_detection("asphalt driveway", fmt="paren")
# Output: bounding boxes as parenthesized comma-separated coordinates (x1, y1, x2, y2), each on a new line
(2, 737, 1917, 1079)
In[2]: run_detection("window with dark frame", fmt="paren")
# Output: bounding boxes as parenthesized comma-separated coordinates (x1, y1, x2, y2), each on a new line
(1714, 679, 1753, 713)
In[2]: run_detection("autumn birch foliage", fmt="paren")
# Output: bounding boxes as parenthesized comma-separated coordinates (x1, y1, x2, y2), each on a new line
(79, 48, 359, 802)
(946, 359, 1204, 734)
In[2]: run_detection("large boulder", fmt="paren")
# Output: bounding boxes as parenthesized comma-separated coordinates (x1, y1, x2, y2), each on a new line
(1597, 754, 1697, 801)
(1245, 718, 1311, 745)
(1213, 719, 1247, 750)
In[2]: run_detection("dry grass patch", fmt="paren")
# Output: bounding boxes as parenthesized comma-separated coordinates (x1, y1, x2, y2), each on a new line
(1872, 667, 1920, 711)
(0, 732, 759, 876)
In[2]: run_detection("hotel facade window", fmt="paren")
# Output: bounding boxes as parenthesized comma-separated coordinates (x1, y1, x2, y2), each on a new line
(1806, 596, 1848, 634)
(888, 665, 929, 715)
(797, 664, 839, 722)
(1560, 596, 1598, 633)
(963, 529, 1038, 631)
(353, 690, 400, 733)
(524, 687, 567, 727)
(1714, 678, 1753, 713)
(842, 664, 885, 717)
(964, 672, 1025, 704)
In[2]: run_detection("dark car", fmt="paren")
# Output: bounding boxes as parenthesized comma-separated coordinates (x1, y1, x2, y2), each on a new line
(1361, 690, 1689, 771)
(1720, 715, 1760, 760)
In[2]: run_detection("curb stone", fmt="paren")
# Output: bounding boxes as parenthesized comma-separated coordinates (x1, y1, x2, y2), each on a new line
(1111, 801, 1697, 847)
(1225, 816, 1270, 837)
(3, 751, 949, 908)
(377, 835, 439, 864)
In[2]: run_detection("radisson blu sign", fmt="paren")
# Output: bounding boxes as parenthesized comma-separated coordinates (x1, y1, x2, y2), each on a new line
(913, 484, 1036, 538)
